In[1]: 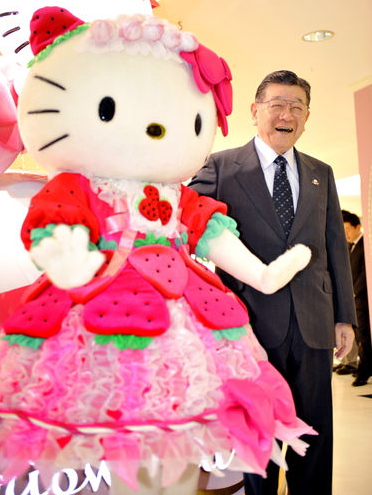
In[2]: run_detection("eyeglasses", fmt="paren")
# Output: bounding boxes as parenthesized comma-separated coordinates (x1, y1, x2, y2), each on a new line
(257, 98, 308, 117)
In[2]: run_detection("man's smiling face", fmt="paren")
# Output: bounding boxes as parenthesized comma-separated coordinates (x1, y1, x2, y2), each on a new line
(251, 83, 310, 155)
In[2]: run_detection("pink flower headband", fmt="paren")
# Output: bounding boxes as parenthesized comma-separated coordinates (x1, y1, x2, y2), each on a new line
(29, 6, 232, 136)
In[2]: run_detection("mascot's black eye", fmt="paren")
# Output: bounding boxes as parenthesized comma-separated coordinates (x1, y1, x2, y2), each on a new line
(195, 113, 202, 136)
(98, 97, 115, 122)
(146, 123, 166, 139)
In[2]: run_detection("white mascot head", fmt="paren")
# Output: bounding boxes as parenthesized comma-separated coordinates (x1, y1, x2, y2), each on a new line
(18, 5, 232, 183)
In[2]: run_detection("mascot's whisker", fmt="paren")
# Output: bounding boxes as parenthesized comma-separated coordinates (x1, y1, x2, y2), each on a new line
(15, 40, 29, 53)
(2, 26, 20, 36)
(33, 75, 66, 91)
(0, 11, 19, 18)
(39, 134, 69, 151)
(28, 109, 60, 114)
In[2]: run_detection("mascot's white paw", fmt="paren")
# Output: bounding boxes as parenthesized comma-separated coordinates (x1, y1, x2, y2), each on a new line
(260, 243, 312, 293)
(288, 244, 312, 269)
(30, 224, 105, 289)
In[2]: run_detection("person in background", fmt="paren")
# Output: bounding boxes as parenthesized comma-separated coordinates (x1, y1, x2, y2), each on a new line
(188, 70, 356, 495)
(333, 214, 359, 375)
(341, 210, 372, 386)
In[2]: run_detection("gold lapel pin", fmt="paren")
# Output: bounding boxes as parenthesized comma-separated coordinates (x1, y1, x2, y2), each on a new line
(312, 179, 319, 186)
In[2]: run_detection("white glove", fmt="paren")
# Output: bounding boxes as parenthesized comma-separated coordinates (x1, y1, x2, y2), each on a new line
(30, 224, 105, 289)
(207, 229, 311, 294)
(258, 244, 311, 293)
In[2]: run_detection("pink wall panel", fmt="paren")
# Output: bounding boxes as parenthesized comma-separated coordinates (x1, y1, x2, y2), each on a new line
(354, 85, 372, 333)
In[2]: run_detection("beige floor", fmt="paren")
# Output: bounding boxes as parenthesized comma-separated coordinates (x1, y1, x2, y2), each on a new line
(333, 372, 372, 495)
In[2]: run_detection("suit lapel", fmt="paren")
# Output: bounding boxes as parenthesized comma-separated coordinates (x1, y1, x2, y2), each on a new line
(234, 140, 286, 240)
(234, 141, 321, 242)
(288, 150, 319, 242)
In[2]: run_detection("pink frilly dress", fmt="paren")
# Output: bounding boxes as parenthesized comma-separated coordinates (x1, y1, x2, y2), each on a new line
(0, 172, 315, 489)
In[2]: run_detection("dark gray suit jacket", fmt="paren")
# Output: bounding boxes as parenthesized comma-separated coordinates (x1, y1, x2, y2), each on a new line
(189, 139, 356, 350)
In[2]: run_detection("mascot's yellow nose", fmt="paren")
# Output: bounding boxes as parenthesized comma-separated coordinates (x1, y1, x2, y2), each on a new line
(146, 123, 166, 139)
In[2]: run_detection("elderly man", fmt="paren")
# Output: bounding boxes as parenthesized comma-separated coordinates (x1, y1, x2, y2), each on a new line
(189, 70, 356, 495)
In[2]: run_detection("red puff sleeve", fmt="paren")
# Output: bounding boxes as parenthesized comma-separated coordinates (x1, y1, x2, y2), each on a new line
(21, 172, 101, 250)
(180, 185, 227, 253)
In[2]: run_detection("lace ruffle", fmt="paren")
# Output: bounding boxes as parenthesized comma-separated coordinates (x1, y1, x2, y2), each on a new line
(89, 176, 181, 238)
(195, 212, 240, 258)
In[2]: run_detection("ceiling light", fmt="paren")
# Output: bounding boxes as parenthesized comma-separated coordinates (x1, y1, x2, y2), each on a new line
(302, 30, 334, 42)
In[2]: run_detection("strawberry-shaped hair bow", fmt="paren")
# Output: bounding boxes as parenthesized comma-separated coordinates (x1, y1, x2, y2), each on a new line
(29, 6, 85, 56)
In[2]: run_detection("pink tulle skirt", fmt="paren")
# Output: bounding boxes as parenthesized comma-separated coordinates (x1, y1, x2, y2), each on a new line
(0, 298, 314, 489)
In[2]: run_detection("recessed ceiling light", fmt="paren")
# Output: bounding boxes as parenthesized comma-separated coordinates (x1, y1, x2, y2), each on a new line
(302, 30, 334, 42)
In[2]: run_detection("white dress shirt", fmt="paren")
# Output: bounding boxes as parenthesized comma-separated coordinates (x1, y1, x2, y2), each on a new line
(254, 135, 300, 212)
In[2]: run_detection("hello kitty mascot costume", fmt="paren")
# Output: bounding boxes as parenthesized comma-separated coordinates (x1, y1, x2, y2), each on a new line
(0, 3, 315, 494)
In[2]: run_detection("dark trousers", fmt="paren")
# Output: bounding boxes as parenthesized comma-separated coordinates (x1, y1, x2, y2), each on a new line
(244, 310, 333, 495)
(355, 309, 372, 379)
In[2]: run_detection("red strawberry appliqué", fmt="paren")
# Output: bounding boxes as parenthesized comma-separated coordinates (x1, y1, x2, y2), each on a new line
(83, 266, 169, 336)
(139, 186, 173, 225)
(128, 244, 188, 299)
(184, 268, 248, 329)
(4, 285, 73, 338)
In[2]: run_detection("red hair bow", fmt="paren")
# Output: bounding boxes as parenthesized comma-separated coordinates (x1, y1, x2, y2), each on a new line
(181, 44, 233, 136)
